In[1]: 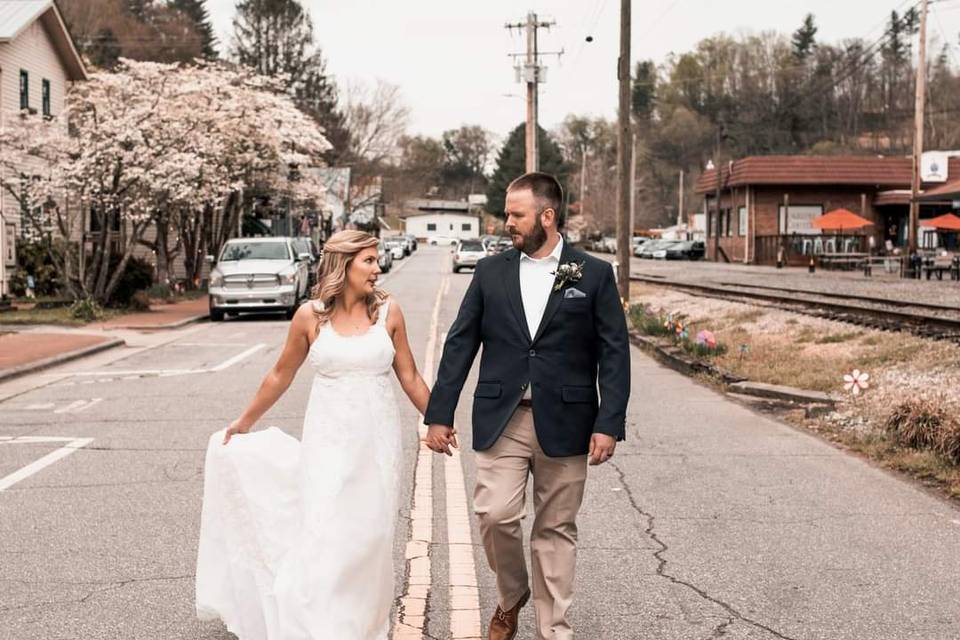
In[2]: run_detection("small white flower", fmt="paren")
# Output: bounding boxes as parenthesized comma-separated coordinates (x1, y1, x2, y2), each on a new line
(843, 369, 870, 395)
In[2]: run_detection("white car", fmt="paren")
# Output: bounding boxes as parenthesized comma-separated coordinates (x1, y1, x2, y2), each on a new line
(207, 237, 310, 321)
(384, 238, 406, 260)
(452, 239, 487, 273)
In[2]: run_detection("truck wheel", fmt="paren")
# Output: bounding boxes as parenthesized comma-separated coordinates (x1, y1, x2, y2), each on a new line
(210, 308, 225, 322)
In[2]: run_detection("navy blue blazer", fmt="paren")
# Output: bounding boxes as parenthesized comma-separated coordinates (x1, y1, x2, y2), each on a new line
(424, 242, 630, 457)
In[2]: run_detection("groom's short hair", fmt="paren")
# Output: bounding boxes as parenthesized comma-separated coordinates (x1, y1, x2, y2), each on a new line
(507, 172, 565, 228)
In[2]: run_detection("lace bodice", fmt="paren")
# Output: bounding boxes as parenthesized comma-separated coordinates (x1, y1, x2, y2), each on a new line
(307, 299, 396, 378)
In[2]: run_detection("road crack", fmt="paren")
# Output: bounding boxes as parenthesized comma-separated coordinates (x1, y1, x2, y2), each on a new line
(608, 461, 799, 640)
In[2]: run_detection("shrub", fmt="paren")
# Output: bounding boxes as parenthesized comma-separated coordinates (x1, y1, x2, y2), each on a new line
(629, 304, 727, 358)
(937, 418, 960, 466)
(108, 256, 154, 307)
(629, 304, 672, 337)
(69, 298, 104, 322)
(146, 283, 174, 301)
(885, 397, 948, 450)
(128, 290, 151, 311)
(8, 241, 61, 297)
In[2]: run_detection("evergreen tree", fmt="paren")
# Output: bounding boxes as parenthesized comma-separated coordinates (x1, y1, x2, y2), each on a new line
(232, 0, 350, 163)
(791, 13, 817, 61)
(631, 60, 657, 123)
(485, 123, 571, 221)
(171, 0, 218, 59)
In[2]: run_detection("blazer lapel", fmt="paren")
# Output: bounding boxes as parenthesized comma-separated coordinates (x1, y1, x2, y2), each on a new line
(503, 250, 533, 344)
(532, 242, 577, 344)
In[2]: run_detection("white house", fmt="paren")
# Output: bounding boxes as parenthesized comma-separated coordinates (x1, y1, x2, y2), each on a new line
(401, 199, 480, 242)
(0, 0, 87, 295)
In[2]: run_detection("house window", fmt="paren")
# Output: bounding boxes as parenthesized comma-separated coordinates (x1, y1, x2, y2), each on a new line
(449, 223, 453, 230)
(738, 206, 747, 237)
(726, 209, 733, 237)
(427, 223, 437, 231)
(19, 70, 29, 110)
(42, 79, 51, 117)
(462, 223, 471, 231)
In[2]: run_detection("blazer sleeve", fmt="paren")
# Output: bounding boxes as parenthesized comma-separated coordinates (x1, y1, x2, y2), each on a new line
(423, 260, 485, 426)
(592, 262, 630, 440)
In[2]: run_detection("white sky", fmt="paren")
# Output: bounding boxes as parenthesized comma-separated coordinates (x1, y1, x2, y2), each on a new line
(205, 0, 960, 141)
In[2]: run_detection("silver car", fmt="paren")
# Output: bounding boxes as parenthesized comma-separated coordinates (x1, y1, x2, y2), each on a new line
(207, 237, 310, 321)
(452, 238, 487, 273)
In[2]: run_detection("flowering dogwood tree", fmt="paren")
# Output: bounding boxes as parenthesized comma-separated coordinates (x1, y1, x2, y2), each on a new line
(0, 59, 330, 303)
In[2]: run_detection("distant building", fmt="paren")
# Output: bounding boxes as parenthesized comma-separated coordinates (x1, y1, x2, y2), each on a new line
(400, 199, 479, 242)
(696, 154, 960, 265)
(0, 0, 87, 295)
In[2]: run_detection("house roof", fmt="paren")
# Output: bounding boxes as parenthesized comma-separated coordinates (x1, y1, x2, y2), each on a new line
(918, 178, 960, 200)
(695, 156, 926, 194)
(0, 0, 87, 81)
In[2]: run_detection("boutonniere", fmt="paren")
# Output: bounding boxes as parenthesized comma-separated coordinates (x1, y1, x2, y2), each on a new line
(551, 261, 585, 292)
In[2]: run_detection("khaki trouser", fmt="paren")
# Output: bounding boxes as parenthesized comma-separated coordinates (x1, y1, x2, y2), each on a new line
(473, 405, 588, 640)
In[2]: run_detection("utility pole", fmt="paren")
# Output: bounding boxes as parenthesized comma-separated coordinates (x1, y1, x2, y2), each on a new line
(616, 0, 631, 301)
(505, 13, 561, 173)
(909, 0, 929, 253)
(677, 170, 684, 231)
(580, 143, 588, 220)
(630, 132, 637, 236)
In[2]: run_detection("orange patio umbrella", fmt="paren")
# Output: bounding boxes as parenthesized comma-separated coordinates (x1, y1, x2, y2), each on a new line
(919, 212, 960, 231)
(811, 208, 874, 231)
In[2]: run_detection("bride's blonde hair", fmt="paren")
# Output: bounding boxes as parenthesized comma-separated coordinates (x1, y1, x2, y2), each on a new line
(310, 230, 387, 331)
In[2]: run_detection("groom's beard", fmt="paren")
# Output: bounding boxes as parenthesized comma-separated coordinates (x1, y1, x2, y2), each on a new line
(511, 218, 548, 255)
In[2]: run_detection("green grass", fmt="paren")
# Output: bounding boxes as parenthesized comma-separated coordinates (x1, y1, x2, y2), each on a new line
(0, 306, 120, 326)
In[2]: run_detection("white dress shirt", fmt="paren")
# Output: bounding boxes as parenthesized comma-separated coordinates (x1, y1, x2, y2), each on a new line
(519, 235, 563, 398)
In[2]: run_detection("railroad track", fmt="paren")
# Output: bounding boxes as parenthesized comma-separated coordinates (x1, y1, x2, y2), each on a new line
(630, 274, 960, 343)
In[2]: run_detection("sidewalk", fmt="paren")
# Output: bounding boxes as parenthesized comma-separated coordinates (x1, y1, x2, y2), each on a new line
(95, 296, 208, 330)
(0, 297, 207, 382)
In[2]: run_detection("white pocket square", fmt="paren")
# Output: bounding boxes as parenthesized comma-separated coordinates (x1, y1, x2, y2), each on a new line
(563, 287, 587, 299)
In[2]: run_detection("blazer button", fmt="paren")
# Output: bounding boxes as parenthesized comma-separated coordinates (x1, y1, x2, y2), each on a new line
(529, 349, 536, 357)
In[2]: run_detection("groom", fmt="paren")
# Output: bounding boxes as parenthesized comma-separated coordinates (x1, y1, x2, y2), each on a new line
(424, 172, 630, 639)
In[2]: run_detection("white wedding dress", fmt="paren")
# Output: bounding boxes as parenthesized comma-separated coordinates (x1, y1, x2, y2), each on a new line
(196, 299, 402, 640)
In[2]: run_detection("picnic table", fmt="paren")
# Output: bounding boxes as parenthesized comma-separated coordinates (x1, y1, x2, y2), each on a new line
(817, 252, 869, 271)
(921, 255, 960, 281)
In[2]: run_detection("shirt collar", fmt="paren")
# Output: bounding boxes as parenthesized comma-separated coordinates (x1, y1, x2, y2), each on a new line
(520, 235, 564, 263)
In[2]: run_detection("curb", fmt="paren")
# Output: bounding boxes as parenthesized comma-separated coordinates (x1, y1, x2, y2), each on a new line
(0, 337, 125, 384)
(628, 331, 745, 384)
(628, 330, 835, 409)
(103, 313, 207, 331)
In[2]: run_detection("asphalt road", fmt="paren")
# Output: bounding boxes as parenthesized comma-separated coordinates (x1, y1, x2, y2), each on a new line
(1, 245, 959, 640)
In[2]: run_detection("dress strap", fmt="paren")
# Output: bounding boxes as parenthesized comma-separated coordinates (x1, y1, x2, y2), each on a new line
(377, 298, 391, 326)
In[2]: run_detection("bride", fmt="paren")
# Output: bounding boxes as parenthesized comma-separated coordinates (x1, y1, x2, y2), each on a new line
(195, 230, 457, 640)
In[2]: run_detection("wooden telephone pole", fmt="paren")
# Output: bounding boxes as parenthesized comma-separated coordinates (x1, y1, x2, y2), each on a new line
(505, 13, 561, 172)
(909, 0, 929, 253)
(616, 0, 631, 301)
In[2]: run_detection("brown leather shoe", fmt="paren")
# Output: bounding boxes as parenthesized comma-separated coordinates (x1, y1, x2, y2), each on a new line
(487, 589, 531, 640)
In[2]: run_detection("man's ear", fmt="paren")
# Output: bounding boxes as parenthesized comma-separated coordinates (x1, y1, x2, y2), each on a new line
(540, 207, 557, 229)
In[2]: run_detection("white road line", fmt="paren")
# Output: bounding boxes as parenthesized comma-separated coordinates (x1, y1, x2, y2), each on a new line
(393, 271, 446, 640)
(69, 343, 266, 378)
(72, 398, 103, 413)
(208, 343, 266, 372)
(24, 403, 55, 411)
(0, 437, 94, 491)
(53, 400, 88, 414)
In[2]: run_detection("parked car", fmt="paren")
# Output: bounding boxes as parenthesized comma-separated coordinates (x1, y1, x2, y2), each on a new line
(291, 237, 320, 288)
(384, 238, 406, 260)
(664, 240, 705, 260)
(207, 237, 310, 321)
(651, 240, 685, 259)
(428, 235, 459, 246)
(404, 233, 418, 252)
(452, 238, 488, 273)
(631, 237, 649, 256)
(637, 240, 672, 259)
(377, 239, 393, 273)
(486, 238, 514, 255)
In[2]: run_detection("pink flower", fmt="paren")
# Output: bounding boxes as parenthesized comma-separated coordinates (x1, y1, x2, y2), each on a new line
(843, 369, 870, 395)
(695, 329, 717, 349)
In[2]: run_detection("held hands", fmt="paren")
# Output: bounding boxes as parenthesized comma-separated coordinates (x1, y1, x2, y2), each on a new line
(423, 424, 459, 456)
(222, 418, 253, 445)
(588, 433, 616, 465)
